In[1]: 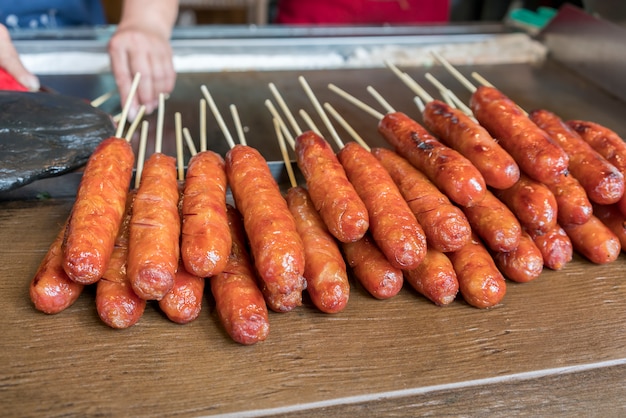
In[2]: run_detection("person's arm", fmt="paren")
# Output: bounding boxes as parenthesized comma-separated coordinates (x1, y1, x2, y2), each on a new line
(108, 0, 179, 120)
(0, 23, 40, 91)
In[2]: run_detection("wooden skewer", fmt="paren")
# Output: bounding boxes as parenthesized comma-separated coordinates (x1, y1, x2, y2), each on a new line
(135, 120, 149, 189)
(264, 99, 296, 150)
(471, 72, 495, 88)
(115, 72, 142, 139)
(424, 73, 474, 116)
(430, 50, 477, 94)
(274, 118, 298, 189)
(385, 60, 435, 104)
(298, 109, 322, 137)
(230, 104, 247, 146)
(413, 96, 426, 113)
(199, 99, 207, 153)
(155, 93, 165, 154)
(182, 128, 198, 157)
(123, 105, 146, 142)
(366, 85, 395, 114)
(90, 89, 116, 108)
(200, 85, 236, 149)
(323, 103, 370, 152)
(269, 82, 303, 137)
(174, 112, 185, 181)
(327, 83, 384, 120)
(299, 76, 344, 149)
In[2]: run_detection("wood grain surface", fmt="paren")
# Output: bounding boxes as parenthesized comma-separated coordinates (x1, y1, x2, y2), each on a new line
(1, 198, 625, 417)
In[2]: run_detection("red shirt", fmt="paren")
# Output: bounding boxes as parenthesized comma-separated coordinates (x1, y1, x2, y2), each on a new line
(276, 0, 450, 25)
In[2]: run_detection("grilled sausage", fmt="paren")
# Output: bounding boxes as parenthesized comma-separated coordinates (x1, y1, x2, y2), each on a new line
(338, 142, 427, 270)
(403, 248, 459, 306)
(378, 111, 486, 207)
(211, 205, 269, 345)
(372, 147, 471, 252)
(530, 109, 624, 205)
(63, 137, 134, 284)
(286, 186, 350, 314)
(470, 86, 569, 185)
(461, 189, 522, 252)
(342, 233, 404, 300)
(422, 99, 520, 189)
(158, 260, 205, 324)
(96, 190, 145, 328)
(525, 224, 573, 271)
(592, 203, 626, 251)
(225, 144, 306, 312)
(492, 232, 543, 283)
(447, 233, 507, 309)
(128, 153, 181, 300)
(181, 150, 231, 278)
(493, 174, 557, 233)
(545, 172, 593, 226)
(295, 130, 369, 243)
(568, 120, 626, 216)
(562, 215, 621, 264)
(30, 223, 84, 314)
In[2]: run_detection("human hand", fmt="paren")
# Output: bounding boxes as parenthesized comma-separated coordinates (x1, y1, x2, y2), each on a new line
(107, 1, 178, 120)
(0, 24, 40, 91)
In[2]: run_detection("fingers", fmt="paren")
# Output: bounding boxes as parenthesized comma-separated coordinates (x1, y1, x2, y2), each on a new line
(0, 24, 40, 91)
(108, 29, 176, 121)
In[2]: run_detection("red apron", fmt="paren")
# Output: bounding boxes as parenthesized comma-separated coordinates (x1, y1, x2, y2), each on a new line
(276, 0, 450, 24)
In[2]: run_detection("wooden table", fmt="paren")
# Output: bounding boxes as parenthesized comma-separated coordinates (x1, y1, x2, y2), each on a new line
(2, 63, 626, 417)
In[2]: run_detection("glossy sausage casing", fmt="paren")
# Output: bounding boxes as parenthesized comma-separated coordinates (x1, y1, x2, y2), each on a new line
(526, 224, 573, 271)
(470, 86, 569, 185)
(372, 148, 471, 252)
(447, 233, 506, 309)
(422, 99, 520, 189)
(545, 173, 593, 226)
(563, 215, 621, 264)
(181, 150, 231, 278)
(338, 142, 426, 270)
(530, 109, 624, 205)
(226, 145, 306, 312)
(342, 234, 403, 300)
(30, 223, 84, 314)
(493, 174, 557, 233)
(211, 205, 269, 345)
(378, 111, 486, 207)
(159, 260, 205, 324)
(128, 153, 181, 301)
(295, 130, 369, 242)
(568, 120, 626, 216)
(287, 187, 350, 314)
(63, 137, 134, 284)
(97, 190, 145, 329)
(461, 189, 522, 252)
(492, 232, 543, 283)
(403, 248, 459, 306)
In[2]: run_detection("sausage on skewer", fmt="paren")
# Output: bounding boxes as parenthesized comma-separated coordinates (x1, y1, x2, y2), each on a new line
(211, 205, 270, 345)
(342, 233, 404, 300)
(372, 147, 471, 253)
(568, 120, 626, 216)
(30, 223, 84, 314)
(447, 233, 507, 309)
(403, 248, 459, 306)
(180, 150, 231, 278)
(62, 137, 135, 284)
(470, 86, 569, 185)
(295, 131, 370, 243)
(96, 190, 146, 328)
(226, 145, 306, 312)
(530, 109, 624, 205)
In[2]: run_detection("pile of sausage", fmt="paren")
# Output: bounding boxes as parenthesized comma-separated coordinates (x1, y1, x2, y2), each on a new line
(29, 84, 626, 345)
